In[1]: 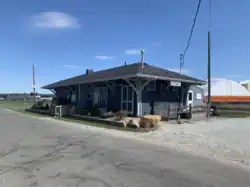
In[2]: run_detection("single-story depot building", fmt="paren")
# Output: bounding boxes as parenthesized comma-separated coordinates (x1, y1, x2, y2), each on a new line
(42, 62, 205, 117)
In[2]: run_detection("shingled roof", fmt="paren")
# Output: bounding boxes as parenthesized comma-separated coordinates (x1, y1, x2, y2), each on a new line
(42, 62, 205, 89)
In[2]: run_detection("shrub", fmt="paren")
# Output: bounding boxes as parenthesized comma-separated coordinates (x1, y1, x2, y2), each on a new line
(89, 104, 100, 116)
(36, 100, 44, 108)
(31, 104, 38, 109)
(44, 103, 49, 109)
(102, 111, 114, 118)
(114, 110, 128, 120)
(30, 101, 50, 110)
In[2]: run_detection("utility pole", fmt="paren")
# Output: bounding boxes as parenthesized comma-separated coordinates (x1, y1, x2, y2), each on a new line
(32, 64, 36, 103)
(207, 32, 211, 117)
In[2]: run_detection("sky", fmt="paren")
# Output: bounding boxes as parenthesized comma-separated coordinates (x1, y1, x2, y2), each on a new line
(0, 0, 250, 93)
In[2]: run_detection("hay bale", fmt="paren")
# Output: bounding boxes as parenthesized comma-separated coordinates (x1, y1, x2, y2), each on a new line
(139, 118, 152, 128)
(122, 118, 130, 128)
(127, 119, 140, 128)
(139, 115, 162, 128)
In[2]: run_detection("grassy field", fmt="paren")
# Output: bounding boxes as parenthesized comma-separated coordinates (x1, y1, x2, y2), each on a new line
(0, 100, 33, 112)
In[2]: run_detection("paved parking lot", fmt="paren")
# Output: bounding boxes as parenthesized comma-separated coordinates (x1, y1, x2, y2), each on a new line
(0, 109, 250, 187)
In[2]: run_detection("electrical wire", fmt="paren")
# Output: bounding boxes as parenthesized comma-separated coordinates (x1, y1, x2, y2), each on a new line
(180, 0, 202, 69)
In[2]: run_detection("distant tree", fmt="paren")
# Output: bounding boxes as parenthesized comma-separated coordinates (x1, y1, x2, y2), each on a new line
(30, 92, 38, 96)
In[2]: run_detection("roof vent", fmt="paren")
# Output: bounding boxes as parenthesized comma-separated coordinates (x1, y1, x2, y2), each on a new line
(86, 69, 94, 75)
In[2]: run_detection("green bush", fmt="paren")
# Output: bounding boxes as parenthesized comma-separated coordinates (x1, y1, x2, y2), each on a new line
(31, 100, 50, 110)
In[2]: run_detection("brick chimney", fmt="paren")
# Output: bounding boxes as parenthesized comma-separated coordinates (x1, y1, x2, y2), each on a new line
(86, 69, 93, 75)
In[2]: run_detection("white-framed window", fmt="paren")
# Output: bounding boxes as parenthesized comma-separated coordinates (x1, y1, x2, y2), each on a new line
(146, 80, 156, 91)
(188, 92, 193, 101)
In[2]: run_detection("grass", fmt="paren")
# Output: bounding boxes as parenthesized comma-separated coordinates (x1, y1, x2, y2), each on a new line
(219, 113, 250, 118)
(0, 100, 46, 117)
(0, 100, 33, 112)
(216, 109, 250, 118)
(0, 100, 147, 132)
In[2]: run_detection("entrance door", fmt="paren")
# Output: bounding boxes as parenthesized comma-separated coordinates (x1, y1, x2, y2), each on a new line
(93, 87, 108, 106)
(121, 85, 134, 114)
(187, 90, 194, 106)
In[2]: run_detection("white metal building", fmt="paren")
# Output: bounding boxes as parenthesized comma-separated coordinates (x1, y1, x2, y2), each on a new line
(200, 79, 250, 96)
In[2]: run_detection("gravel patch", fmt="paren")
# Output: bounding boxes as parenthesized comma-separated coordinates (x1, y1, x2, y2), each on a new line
(142, 118, 250, 168)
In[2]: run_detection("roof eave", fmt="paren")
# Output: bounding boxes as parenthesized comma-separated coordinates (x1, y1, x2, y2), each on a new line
(42, 73, 205, 89)
(41, 74, 139, 89)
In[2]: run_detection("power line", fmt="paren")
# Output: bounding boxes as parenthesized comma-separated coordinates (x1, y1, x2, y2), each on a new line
(180, 0, 202, 70)
(183, 0, 202, 56)
(209, 0, 212, 30)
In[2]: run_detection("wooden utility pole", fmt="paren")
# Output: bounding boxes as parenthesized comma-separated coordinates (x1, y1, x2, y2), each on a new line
(207, 0, 212, 118)
(207, 31, 211, 117)
(32, 64, 36, 103)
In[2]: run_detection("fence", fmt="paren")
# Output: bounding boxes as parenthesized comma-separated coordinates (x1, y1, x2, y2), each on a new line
(153, 102, 207, 120)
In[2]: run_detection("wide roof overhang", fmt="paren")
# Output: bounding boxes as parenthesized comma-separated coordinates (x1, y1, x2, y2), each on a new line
(42, 73, 206, 89)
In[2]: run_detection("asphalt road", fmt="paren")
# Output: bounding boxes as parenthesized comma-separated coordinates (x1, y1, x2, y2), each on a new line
(0, 109, 250, 187)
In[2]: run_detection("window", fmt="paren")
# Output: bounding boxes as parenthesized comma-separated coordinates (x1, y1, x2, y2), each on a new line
(146, 81, 156, 91)
(172, 87, 176, 92)
(196, 93, 202, 100)
(71, 94, 76, 103)
(188, 92, 193, 101)
(163, 83, 170, 91)
(87, 92, 92, 100)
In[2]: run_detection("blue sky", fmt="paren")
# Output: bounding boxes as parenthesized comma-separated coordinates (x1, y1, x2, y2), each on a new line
(0, 0, 249, 93)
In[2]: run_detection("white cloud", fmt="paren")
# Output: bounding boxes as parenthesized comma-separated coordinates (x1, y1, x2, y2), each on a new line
(63, 64, 79, 68)
(168, 68, 189, 74)
(31, 12, 80, 29)
(94, 56, 115, 60)
(125, 49, 144, 55)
